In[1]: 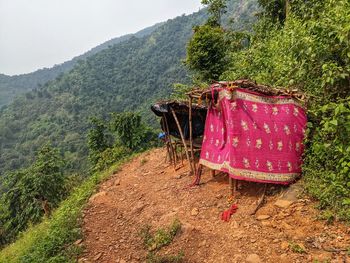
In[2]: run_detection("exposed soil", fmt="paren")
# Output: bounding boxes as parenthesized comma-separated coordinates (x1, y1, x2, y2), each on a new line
(79, 148, 350, 263)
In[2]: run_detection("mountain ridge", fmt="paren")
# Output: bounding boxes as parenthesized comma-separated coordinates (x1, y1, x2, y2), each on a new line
(0, 23, 163, 108)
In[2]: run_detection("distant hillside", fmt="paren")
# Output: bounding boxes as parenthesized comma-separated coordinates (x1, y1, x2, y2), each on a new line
(0, 0, 258, 176)
(0, 24, 162, 108)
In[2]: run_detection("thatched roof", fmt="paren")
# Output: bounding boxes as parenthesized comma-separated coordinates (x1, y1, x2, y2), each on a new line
(188, 79, 306, 105)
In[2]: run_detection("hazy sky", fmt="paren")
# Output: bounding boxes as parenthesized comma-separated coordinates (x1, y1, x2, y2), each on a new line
(0, 0, 203, 76)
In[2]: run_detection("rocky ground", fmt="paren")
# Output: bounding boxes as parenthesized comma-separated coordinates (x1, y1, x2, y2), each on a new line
(78, 148, 350, 263)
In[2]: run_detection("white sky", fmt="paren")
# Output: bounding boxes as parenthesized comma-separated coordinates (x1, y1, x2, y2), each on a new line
(0, 0, 203, 75)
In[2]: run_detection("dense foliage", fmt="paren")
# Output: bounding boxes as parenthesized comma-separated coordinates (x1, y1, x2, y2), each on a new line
(221, 0, 350, 219)
(186, 25, 227, 81)
(303, 100, 350, 219)
(88, 112, 156, 172)
(0, 145, 66, 246)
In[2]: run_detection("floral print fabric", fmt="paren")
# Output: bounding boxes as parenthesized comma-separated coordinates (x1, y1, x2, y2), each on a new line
(199, 88, 307, 184)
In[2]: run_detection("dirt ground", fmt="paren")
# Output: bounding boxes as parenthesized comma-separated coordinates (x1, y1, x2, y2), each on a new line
(79, 148, 350, 263)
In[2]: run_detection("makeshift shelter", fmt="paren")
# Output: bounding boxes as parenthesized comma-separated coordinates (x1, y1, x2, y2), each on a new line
(151, 100, 207, 174)
(196, 80, 307, 187)
(151, 80, 307, 194)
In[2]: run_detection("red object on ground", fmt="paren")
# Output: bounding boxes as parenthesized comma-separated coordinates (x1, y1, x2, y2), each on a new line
(221, 204, 238, 222)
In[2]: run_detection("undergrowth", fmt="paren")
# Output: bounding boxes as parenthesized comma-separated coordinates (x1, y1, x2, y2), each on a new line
(0, 154, 137, 263)
(140, 219, 184, 263)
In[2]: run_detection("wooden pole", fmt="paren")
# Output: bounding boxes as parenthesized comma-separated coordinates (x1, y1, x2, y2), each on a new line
(285, 0, 290, 20)
(180, 144, 184, 166)
(163, 113, 176, 168)
(170, 108, 194, 175)
(229, 176, 237, 196)
(188, 96, 196, 172)
(162, 116, 171, 163)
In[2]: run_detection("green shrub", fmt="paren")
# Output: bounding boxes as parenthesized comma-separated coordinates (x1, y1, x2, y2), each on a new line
(303, 99, 350, 220)
(94, 145, 131, 172)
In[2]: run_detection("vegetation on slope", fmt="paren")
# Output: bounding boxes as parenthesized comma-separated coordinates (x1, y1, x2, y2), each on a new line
(0, 156, 133, 263)
(0, 1, 257, 178)
(185, 0, 349, 219)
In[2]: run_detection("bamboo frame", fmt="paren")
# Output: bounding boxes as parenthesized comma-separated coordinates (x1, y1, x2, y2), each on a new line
(229, 176, 237, 196)
(188, 96, 196, 172)
(163, 113, 176, 169)
(170, 108, 194, 175)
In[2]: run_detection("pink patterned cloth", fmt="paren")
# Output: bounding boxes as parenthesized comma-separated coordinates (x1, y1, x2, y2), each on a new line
(199, 88, 307, 185)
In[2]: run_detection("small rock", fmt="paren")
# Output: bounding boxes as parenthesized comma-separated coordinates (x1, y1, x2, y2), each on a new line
(114, 179, 121, 186)
(74, 239, 83, 245)
(261, 221, 271, 227)
(89, 191, 107, 202)
(199, 240, 207, 247)
(275, 199, 293, 209)
(281, 222, 293, 230)
(256, 215, 270, 220)
(216, 194, 223, 199)
(281, 241, 289, 251)
(246, 253, 261, 263)
(94, 252, 102, 261)
(133, 202, 146, 214)
(191, 208, 199, 216)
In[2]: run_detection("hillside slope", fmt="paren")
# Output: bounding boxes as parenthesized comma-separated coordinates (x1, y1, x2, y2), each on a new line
(0, 0, 258, 176)
(0, 24, 161, 108)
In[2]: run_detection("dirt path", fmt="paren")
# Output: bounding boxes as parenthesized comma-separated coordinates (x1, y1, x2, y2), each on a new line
(79, 148, 350, 263)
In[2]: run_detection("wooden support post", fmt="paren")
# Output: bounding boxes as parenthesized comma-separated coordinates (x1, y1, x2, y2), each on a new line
(188, 96, 196, 171)
(171, 108, 194, 175)
(211, 169, 216, 178)
(180, 144, 184, 165)
(229, 176, 237, 196)
(173, 142, 178, 164)
(163, 113, 176, 168)
(162, 117, 171, 163)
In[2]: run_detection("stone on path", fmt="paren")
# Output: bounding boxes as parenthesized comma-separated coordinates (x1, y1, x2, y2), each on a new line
(256, 215, 270, 220)
(93, 252, 102, 261)
(246, 253, 262, 263)
(191, 208, 199, 216)
(274, 199, 293, 209)
(275, 181, 303, 208)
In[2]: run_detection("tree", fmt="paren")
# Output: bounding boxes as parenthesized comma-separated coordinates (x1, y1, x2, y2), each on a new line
(110, 112, 155, 150)
(201, 0, 227, 27)
(185, 0, 228, 81)
(87, 117, 109, 166)
(186, 25, 227, 81)
(257, 0, 293, 24)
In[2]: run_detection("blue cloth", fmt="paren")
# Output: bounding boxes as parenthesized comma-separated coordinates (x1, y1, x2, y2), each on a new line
(158, 132, 166, 139)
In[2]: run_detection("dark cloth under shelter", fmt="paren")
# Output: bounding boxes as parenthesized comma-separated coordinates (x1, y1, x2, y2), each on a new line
(151, 101, 207, 140)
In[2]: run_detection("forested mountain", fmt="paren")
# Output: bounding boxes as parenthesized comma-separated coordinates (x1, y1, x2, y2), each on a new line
(0, 24, 162, 108)
(0, 0, 259, 176)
